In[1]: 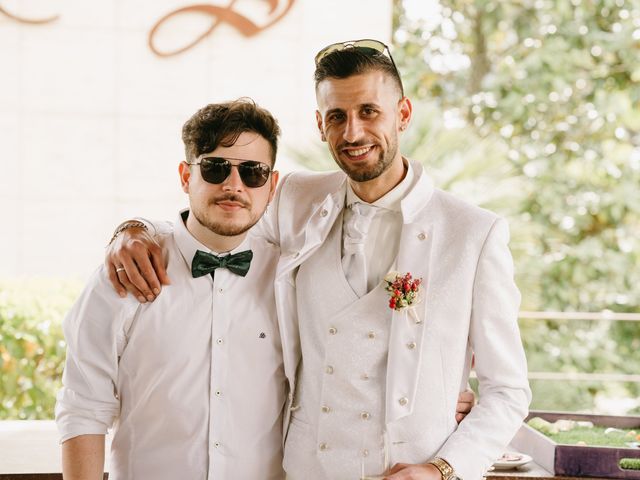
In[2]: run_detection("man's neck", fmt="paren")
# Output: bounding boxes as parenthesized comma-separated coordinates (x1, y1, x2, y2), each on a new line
(349, 156, 407, 204)
(185, 215, 246, 253)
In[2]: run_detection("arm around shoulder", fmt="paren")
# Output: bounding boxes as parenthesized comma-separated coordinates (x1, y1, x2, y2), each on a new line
(105, 217, 174, 300)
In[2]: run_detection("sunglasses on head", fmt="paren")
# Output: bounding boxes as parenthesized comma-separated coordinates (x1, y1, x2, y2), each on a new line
(189, 156, 272, 188)
(314, 39, 403, 95)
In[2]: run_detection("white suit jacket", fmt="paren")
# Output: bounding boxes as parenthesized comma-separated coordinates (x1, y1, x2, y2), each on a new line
(256, 160, 531, 480)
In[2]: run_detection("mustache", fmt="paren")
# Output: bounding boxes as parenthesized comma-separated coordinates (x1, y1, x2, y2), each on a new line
(210, 194, 250, 208)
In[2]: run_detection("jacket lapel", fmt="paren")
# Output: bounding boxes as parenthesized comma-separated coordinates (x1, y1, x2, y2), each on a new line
(276, 183, 346, 279)
(385, 166, 435, 424)
(275, 181, 346, 400)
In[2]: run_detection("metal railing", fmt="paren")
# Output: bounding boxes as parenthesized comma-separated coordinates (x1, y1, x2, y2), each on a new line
(519, 311, 640, 384)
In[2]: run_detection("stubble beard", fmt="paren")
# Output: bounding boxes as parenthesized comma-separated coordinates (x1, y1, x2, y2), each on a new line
(334, 134, 399, 183)
(191, 196, 264, 237)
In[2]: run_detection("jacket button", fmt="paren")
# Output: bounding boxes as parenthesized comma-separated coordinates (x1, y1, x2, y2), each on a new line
(407, 341, 417, 349)
(329, 326, 337, 335)
(319, 442, 328, 451)
(399, 397, 409, 406)
(367, 330, 376, 339)
(321, 405, 331, 413)
(320, 209, 328, 217)
(418, 232, 427, 240)
(360, 411, 371, 420)
(325, 365, 334, 374)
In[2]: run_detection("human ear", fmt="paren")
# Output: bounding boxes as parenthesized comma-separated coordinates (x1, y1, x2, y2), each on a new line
(178, 161, 191, 193)
(316, 110, 326, 142)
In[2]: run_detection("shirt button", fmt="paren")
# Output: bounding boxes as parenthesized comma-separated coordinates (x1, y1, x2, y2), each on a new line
(399, 397, 409, 406)
(216, 338, 224, 345)
(362, 449, 369, 457)
(361, 373, 369, 380)
(320, 209, 328, 217)
(218, 287, 223, 294)
(293, 251, 300, 258)
(319, 442, 328, 451)
(328, 326, 337, 335)
(418, 232, 427, 240)
(407, 341, 417, 350)
(215, 390, 222, 397)
(360, 411, 371, 420)
(321, 405, 331, 413)
(325, 365, 334, 374)
(214, 441, 221, 448)
(367, 331, 376, 339)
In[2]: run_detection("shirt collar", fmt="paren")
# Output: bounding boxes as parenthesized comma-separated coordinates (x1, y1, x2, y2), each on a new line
(174, 209, 253, 272)
(345, 158, 415, 212)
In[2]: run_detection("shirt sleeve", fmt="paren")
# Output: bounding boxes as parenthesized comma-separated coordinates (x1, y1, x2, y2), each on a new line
(436, 218, 532, 480)
(55, 265, 137, 443)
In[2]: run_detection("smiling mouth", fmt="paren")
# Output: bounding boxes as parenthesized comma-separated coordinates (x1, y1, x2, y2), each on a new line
(343, 145, 374, 159)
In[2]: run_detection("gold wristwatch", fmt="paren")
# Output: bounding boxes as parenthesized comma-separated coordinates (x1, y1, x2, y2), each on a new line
(427, 457, 458, 480)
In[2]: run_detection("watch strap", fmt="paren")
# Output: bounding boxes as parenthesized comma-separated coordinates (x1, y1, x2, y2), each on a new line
(427, 457, 456, 480)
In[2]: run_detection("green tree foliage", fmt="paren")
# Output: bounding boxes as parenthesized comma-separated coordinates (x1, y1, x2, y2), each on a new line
(0, 280, 80, 419)
(394, 0, 640, 411)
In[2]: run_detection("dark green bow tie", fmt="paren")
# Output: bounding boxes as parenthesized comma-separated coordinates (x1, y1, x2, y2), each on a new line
(191, 249, 253, 279)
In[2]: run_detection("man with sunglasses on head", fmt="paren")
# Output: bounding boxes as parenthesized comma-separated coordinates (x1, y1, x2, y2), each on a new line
(104, 39, 530, 480)
(56, 99, 287, 480)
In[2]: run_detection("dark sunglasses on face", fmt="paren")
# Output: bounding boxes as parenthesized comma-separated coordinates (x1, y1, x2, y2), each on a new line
(188, 156, 272, 188)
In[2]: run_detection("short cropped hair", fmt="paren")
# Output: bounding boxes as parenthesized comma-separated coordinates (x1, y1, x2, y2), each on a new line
(314, 49, 404, 97)
(182, 98, 280, 165)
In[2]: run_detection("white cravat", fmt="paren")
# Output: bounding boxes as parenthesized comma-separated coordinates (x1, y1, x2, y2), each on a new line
(342, 202, 378, 297)
(342, 160, 416, 295)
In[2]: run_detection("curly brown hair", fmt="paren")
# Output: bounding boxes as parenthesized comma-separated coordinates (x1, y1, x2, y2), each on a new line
(182, 98, 280, 165)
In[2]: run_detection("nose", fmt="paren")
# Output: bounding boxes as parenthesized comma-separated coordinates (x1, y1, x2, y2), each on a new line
(343, 115, 364, 144)
(222, 165, 244, 192)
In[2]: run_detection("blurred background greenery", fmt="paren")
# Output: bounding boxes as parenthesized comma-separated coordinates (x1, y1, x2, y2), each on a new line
(392, 0, 640, 414)
(0, 279, 80, 419)
(1, 0, 639, 419)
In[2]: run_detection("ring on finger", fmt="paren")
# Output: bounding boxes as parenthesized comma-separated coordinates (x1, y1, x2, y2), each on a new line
(115, 266, 126, 273)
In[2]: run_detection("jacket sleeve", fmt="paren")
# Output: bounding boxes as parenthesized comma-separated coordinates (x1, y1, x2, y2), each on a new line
(251, 172, 294, 248)
(55, 266, 135, 443)
(436, 218, 532, 480)
(134, 216, 174, 237)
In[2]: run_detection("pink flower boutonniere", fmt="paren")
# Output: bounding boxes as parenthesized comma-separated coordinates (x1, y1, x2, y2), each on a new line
(384, 271, 423, 323)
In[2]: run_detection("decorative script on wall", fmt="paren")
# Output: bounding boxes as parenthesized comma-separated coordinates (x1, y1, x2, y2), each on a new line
(0, 3, 59, 24)
(148, 0, 295, 57)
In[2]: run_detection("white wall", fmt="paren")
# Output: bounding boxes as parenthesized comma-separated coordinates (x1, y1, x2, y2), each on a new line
(0, 0, 392, 278)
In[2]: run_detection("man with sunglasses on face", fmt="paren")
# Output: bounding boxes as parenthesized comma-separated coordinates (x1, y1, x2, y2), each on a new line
(104, 40, 530, 480)
(55, 99, 287, 480)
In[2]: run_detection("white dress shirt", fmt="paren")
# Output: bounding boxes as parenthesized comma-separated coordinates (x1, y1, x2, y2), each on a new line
(343, 160, 416, 292)
(56, 212, 287, 480)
